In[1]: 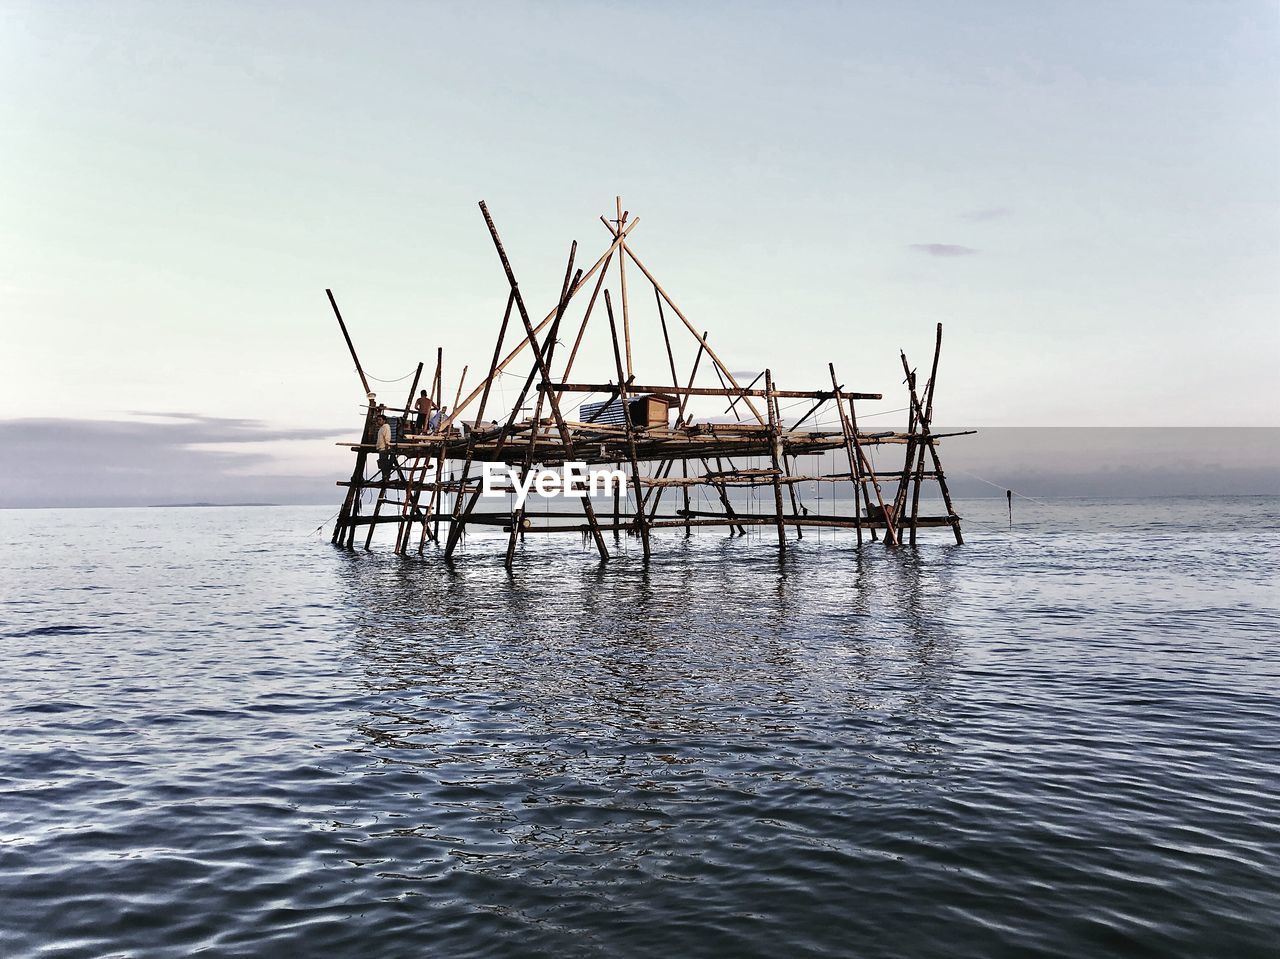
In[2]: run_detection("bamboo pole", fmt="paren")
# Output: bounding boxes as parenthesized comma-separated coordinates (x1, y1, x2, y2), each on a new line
(712, 364, 743, 422)
(444, 320, 555, 558)
(364, 377, 414, 551)
(908, 323, 943, 545)
(681, 459, 691, 538)
(444, 292, 515, 558)
(438, 363, 468, 542)
(831, 364, 898, 545)
(363, 465, 389, 550)
(554, 245, 616, 407)
(325, 289, 372, 399)
(612, 462, 621, 541)
(656, 285, 679, 394)
(478, 201, 610, 562)
(786, 393, 831, 433)
(725, 371, 765, 417)
(827, 367, 863, 547)
(893, 368, 918, 523)
(429, 347, 449, 545)
(548, 382, 880, 400)
(764, 369, 787, 554)
(506, 245, 580, 568)
(605, 289, 650, 558)
(644, 458, 677, 520)
(899, 349, 963, 545)
(845, 390, 881, 542)
(402, 362, 425, 431)
(616, 198, 633, 378)
(332, 448, 368, 545)
(494, 514, 958, 534)
(333, 400, 376, 545)
(345, 480, 362, 548)
(706, 456, 747, 535)
(643, 284, 686, 523)
(345, 468, 936, 493)
(442, 216, 640, 430)
(599, 216, 766, 425)
(409, 348, 446, 553)
(392, 361, 425, 553)
(676, 331, 708, 424)
(770, 372, 805, 538)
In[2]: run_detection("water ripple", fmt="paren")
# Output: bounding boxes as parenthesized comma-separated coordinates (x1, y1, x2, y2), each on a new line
(0, 499, 1277, 957)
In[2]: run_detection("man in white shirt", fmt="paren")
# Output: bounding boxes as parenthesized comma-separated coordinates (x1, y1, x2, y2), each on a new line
(375, 415, 394, 479)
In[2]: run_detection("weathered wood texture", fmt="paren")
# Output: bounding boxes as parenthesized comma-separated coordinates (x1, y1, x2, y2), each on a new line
(328, 199, 970, 563)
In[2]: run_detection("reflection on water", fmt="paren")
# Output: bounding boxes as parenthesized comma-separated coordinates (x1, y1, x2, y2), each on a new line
(1, 500, 1278, 958)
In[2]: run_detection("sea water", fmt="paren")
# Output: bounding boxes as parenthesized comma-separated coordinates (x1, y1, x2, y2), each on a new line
(1, 498, 1278, 957)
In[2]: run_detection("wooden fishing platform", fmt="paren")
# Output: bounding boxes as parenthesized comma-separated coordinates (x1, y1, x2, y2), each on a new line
(327, 199, 972, 566)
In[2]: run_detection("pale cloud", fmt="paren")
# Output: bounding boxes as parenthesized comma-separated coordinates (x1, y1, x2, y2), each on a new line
(960, 207, 1013, 222)
(909, 243, 979, 257)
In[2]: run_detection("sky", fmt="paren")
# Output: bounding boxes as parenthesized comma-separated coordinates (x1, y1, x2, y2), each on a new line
(1, 2, 1278, 505)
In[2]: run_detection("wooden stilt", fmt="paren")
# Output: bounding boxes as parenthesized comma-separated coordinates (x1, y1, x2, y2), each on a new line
(612, 463, 622, 541)
(830, 364, 898, 546)
(708, 456, 748, 536)
(764, 369, 787, 554)
(681, 459, 691, 538)
(605, 289, 650, 558)
(478, 201, 610, 563)
(392, 361, 425, 554)
(894, 369, 918, 523)
(444, 292, 516, 559)
(506, 244, 581, 569)
(827, 369, 863, 547)
(908, 324, 944, 545)
(616, 198, 633, 379)
(845, 390, 880, 542)
(899, 348, 964, 545)
(765, 371, 805, 537)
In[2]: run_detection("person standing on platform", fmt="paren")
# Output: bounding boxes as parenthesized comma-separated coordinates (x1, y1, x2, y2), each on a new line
(414, 390, 433, 433)
(429, 405, 448, 433)
(375, 415, 394, 480)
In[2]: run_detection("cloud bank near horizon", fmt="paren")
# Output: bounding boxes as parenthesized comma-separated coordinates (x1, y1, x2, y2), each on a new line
(1, 419, 1277, 509)
(0, 414, 348, 508)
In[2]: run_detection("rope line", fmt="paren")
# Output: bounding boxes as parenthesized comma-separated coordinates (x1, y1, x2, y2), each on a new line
(367, 371, 418, 384)
(311, 508, 341, 535)
(948, 467, 1049, 506)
